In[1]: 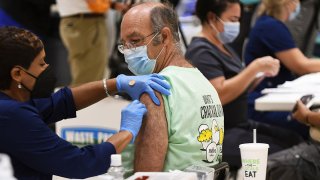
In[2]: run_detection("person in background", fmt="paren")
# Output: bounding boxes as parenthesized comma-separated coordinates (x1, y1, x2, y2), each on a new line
(267, 100, 320, 179)
(286, 0, 320, 58)
(0, 0, 70, 87)
(185, 0, 303, 175)
(57, 0, 129, 86)
(0, 0, 69, 131)
(120, 2, 224, 173)
(0, 0, 55, 36)
(244, 0, 320, 137)
(0, 26, 171, 179)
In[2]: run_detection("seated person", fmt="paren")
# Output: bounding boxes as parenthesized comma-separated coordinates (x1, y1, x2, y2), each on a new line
(119, 2, 224, 172)
(244, 0, 320, 137)
(0, 26, 171, 179)
(185, 0, 303, 173)
(267, 100, 320, 179)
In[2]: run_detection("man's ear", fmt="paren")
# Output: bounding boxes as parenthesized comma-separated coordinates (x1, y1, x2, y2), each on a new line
(10, 67, 23, 83)
(160, 27, 171, 45)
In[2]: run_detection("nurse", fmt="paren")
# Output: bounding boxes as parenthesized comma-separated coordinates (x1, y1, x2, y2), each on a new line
(244, 0, 320, 136)
(186, 0, 303, 173)
(0, 26, 171, 179)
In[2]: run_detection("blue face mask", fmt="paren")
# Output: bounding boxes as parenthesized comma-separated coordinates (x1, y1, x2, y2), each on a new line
(123, 33, 165, 75)
(289, 3, 301, 21)
(210, 18, 240, 44)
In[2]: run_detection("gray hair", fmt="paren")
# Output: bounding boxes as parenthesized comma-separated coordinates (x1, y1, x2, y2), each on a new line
(150, 4, 181, 46)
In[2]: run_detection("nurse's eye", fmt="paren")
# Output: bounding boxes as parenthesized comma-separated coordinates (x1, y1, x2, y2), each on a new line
(40, 62, 48, 67)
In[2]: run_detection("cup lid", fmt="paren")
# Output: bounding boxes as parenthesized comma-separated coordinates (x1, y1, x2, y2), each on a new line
(239, 143, 269, 149)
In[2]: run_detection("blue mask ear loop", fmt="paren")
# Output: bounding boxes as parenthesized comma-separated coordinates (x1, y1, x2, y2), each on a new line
(217, 17, 225, 25)
(209, 15, 222, 35)
(145, 31, 160, 47)
(154, 45, 165, 61)
(145, 31, 165, 61)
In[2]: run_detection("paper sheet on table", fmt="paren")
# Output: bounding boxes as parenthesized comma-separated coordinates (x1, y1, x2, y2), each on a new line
(255, 73, 320, 111)
(278, 73, 320, 88)
(262, 86, 320, 94)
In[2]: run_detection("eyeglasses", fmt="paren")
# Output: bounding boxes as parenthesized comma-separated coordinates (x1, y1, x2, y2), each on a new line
(118, 31, 158, 54)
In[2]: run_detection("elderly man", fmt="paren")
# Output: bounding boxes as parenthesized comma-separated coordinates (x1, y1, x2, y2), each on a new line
(119, 2, 224, 172)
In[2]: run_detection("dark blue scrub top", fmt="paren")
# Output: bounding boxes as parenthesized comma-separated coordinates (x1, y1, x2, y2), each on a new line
(0, 88, 116, 180)
(244, 15, 296, 109)
(244, 15, 309, 138)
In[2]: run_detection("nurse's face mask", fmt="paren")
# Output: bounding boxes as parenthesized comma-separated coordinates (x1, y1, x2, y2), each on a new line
(18, 66, 57, 98)
(209, 17, 240, 44)
(288, 1, 301, 21)
(118, 31, 165, 75)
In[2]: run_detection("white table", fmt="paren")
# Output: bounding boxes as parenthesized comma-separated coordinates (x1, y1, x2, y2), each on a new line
(255, 73, 320, 111)
(255, 93, 320, 111)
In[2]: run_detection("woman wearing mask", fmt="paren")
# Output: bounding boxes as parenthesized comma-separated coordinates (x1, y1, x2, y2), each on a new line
(244, 0, 320, 136)
(0, 26, 171, 179)
(185, 0, 302, 174)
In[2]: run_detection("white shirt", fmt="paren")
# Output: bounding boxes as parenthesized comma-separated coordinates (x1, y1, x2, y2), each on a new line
(56, 0, 91, 17)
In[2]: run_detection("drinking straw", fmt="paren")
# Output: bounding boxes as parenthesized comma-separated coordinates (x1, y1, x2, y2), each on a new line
(253, 129, 257, 143)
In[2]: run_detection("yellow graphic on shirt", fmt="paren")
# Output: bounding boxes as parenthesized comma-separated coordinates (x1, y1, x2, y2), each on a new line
(197, 124, 211, 150)
(198, 129, 212, 143)
(197, 120, 223, 163)
(219, 128, 224, 145)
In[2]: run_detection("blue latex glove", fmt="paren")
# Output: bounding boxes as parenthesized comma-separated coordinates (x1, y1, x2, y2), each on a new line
(120, 100, 147, 142)
(116, 74, 171, 105)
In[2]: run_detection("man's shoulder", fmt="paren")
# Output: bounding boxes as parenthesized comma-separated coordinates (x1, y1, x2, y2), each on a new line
(159, 66, 217, 95)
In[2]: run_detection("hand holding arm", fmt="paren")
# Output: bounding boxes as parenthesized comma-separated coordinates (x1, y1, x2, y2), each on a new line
(116, 74, 171, 106)
(107, 100, 147, 153)
(119, 100, 147, 142)
(71, 74, 170, 110)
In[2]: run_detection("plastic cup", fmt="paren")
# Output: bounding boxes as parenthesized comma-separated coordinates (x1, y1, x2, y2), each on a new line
(239, 143, 269, 180)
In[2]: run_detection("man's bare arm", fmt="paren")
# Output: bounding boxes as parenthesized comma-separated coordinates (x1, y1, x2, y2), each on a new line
(134, 92, 168, 171)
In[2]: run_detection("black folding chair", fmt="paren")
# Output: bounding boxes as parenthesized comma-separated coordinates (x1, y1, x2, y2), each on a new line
(211, 162, 230, 180)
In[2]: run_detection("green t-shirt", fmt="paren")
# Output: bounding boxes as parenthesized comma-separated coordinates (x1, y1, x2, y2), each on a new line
(160, 66, 224, 171)
(122, 66, 224, 172)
